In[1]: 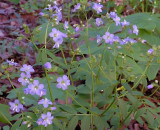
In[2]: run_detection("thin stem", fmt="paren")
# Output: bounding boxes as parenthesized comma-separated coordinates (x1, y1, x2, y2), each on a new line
(45, 20, 50, 49)
(65, 91, 99, 116)
(44, 68, 54, 103)
(119, 109, 134, 130)
(101, 98, 116, 116)
(96, 44, 107, 80)
(149, 85, 160, 97)
(60, 46, 67, 65)
(119, 56, 154, 98)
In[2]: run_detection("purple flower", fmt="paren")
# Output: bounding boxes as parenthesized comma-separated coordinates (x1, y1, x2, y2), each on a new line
(39, 12, 44, 16)
(44, 62, 52, 69)
(102, 32, 114, 44)
(133, 25, 139, 35)
(41, 112, 54, 127)
(37, 118, 43, 125)
(38, 98, 52, 108)
(92, 3, 103, 14)
(97, 35, 102, 45)
(109, 11, 117, 18)
(6, 59, 18, 66)
(28, 80, 46, 96)
(64, 21, 69, 30)
(72, 3, 81, 12)
(9, 99, 23, 113)
(113, 36, 121, 43)
(96, 18, 103, 26)
(129, 39, 137, 44)
(75, 26, 80, 32)
(24, 87, 31, 95)
(52, 12, 62, 24)
(57, 75, 70, 90)
(51, 107, 56, 111)
(121, 20, 130, 27)
(113, 16, 120, 26)
(147, 49, 154, 54)
(128, 28, 132, 34)
(49, 28, 67, 48)
(20, 64, 35, 75)
(142, 40, 146, 44)
(147, 84, 153, 89)
(18, 72, 31, 86)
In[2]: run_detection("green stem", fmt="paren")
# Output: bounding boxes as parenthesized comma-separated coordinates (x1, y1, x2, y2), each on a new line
(44, 68, 54, 103)
(119, 109, 134, 130)
(149, 85, 160, 97)
(65, 91, 99, 116)
(101, 98, 116, 116)
(60, 46, 67, 65)
(96, 44, 107, 80)
(45, 21, 50, 49)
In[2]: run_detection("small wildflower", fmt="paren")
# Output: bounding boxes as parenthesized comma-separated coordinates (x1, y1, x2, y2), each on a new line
(44, 62, 52, 69)
(109, 11, 117, 18)
(148, 48, 154, 54)
(64, 21, 69, 30)
(102, 32, 114, 44)
(72, 3, 81, 12)
(133, 25, 139, 35)
(121, 20, 130, 27)
(38, 98, 52, 108)
(18, 72, 31, 86)
(92, 3, 103, 14)
(96, 18, 103, 26)
(41, 112, 54, 127)
(28, 80, 46, 96)
(113, 16, 120, 26)
(6, 59, 18, 66)
(128, 28, 132, 34)
(20, 64, 34, 75)
(57, 75, 70, 90)
(142, 40, 146, 44)
(147, 84, 153, 89)
(37, 118, 43, 125)
(9, 99, 23, 113)
(50, 107, 56, 111)
(39, 12, 44, 16)
(97, 35, 102, 45)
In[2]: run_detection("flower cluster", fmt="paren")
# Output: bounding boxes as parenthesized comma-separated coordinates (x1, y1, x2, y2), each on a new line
(18, 64, 34, 86)
(49, 28, 67, 48)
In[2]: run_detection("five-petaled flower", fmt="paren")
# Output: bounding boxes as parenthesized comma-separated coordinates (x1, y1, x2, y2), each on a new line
(92, 3, 103, 14)
(57, 75, 70, 90)
(38, 98, 52, 108)
(9, 99, 23, 113)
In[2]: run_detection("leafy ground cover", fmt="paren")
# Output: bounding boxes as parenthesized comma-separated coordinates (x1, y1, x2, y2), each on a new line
(0, 0, 160, 129)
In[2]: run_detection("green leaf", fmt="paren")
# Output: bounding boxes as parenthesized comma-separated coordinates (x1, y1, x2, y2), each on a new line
(0, 104, 11, 124)
(3, 126, 10, 130)
(11, 118, 22, 130)
(147, 63, 160, 80)
(53, 118, 64, 130)
(9, 0, 20, 4)
(59, 105, 77, 114)
(68, 116, 79, 130)
(81, 116, 90, 130)
(118, 99, 128, 118)
(94, 116, 108, 130)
